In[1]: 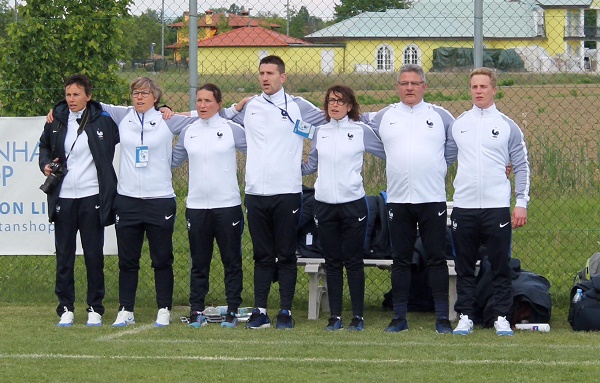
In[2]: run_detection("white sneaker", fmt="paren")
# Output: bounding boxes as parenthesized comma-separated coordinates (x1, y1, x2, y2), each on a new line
(453, 314, 474, 335)
(57, 306, 74, 327)
(112, 308, 135, 327)
(86, 308, 102, 327)
(494, 316, 514, 336)
(155, 308, 171, 327)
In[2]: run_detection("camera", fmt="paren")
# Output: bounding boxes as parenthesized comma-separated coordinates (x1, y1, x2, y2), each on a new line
(39, 162, 68, 194)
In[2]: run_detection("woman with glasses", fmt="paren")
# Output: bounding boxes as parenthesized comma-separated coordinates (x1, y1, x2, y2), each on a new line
(96, 77, 191, 328)
(302, 85, 385, 332)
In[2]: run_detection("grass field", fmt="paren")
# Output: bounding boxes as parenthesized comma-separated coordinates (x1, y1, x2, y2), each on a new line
(1, 304, 599, 382)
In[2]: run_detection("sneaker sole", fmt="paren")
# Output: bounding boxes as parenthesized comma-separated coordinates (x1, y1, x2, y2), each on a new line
(384, 327, 408, 333)
(452, 330, 473, 335)
(154, 322, 170, 327)
(86, 323, 102, 327)
(112, 321, 135, 327)
(246, 323, 271, 329)
(57, 323, 73, 327)
(497, 331, 514, 336)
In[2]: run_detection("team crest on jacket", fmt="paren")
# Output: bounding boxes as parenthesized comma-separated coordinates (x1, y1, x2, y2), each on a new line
(452, 220, 457, 231)
(426, 120, 434, 129)
(313, 216, 319, 227)
(347, 132, 354, 140)
(388, 210, 393, 221)
(217, 131, 223, 139)
(491, 128, 499, 139)
(187, 219, 191, 230)
(115, 214, 120, 225)
(96, 129, 104, 139)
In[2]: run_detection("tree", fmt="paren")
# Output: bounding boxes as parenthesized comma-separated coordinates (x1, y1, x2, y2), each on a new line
(120, 9, 165, 64)
(334, 0, 409, 22)
(0, 0, 16, 40)
(288, 6, 325, 38)
(0, 0, 131, 116)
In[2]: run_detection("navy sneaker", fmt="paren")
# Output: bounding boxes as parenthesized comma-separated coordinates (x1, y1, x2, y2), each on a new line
(384, 317, 408, 333)
(435, 318, 453, 334)
(274, 309, 294, 330)
(245, 308, 271, 329)
(325, 316, 343, 331)
(347, 316, 364, 332)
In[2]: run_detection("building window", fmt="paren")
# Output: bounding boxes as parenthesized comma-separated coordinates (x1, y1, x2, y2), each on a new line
(376, 45, 393, 71)
(403, 45, 419, 65)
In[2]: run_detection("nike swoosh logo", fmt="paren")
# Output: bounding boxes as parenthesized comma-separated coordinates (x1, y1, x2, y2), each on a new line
(390, 122, 400, 125)
(190, 135, 198, 138)
(232, 221, 241, 226)
(438, 211, 445, 216)
(165, 214, 174, 220)
(52, 130, 58, 133)
(500, 222, 510, 228)
(358, 216, 366, 221)
(461, 130, 469, 133)
(95, 205, 100, 209)
(292, 208, 299, 214)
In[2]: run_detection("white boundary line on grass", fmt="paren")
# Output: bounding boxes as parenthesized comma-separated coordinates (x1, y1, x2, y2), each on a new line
(97, 324, 155, 341)
(2, 353, 600, 367)
(105, 338, 600, 351)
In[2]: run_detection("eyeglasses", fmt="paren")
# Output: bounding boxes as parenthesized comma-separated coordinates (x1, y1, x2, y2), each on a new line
(328, 98, 346, 106)
(131, 90, 152, 98)
(397, 81, 424, 87)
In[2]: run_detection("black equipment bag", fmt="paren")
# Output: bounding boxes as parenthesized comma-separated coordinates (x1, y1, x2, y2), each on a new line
(568, 274, 600, 331)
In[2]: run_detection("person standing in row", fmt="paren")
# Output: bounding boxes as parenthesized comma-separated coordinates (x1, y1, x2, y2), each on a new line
(448, 67, 530, 337)
(364, 64, 455, 334)
(39, 74, 119, 327)
(98, 77, 190, 327)
(225, 55, 327, 329)
(302, 85, 385, 331)
(171, 83, 247, 329)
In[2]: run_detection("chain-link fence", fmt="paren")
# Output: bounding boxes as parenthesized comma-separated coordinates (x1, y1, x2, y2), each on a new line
(0, 0, 598, 312)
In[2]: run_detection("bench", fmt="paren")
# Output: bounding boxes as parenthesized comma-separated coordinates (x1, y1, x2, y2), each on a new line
(297, 201, 472, 321)
(297, 258, 464, 321)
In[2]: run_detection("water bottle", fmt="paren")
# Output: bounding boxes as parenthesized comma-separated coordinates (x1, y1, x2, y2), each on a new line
(572, 288, 583, 303)
(515, 323, 551, 332)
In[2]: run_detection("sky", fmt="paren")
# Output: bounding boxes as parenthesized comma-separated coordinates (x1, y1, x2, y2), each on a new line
(132, 0, 336, 21)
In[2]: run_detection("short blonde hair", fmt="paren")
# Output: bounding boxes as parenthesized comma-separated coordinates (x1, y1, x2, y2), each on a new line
(130, 77, 162, 108)
(470, 67, 497, 88)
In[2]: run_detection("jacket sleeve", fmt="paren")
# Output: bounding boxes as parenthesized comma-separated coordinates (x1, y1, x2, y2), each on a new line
(229, 122, 247, 155)
(296, 97, 327, 127)
(302, 127, 319, 175)
(507, 120, 531, 208)
(361, 123, 386, 160)
(38, 123, 54, 173)
(171, 126, 189, 168)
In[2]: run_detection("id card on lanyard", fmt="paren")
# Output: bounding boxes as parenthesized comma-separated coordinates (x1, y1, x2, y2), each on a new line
(264, 94, 315, 139)
(135, 112, 149, 168)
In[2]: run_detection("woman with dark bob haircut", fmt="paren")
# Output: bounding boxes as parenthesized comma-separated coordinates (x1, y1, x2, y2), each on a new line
(303, 84, 386, 331)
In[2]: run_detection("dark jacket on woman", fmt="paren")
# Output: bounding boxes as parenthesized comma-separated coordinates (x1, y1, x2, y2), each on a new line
(38, 99, 119, 225)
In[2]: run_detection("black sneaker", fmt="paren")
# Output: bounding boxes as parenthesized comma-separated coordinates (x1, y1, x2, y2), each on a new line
(221, 312, 238, 328)
(347, 315, 364, 332)
(384, 317, 408, 333)
(435, 318, 453, 334)
(325, 316, 343, 331)
(274, 309, 294, 329)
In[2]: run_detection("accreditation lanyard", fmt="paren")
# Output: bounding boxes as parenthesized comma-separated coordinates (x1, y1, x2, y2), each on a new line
(263, 93, 294, 124)
(135, 112, 149, 167)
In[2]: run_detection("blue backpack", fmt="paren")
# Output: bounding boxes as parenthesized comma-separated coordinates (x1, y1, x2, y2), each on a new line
(568, 274, 600, 331)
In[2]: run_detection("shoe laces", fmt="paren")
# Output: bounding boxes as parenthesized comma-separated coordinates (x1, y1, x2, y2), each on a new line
(247, 310, 262, 322)
(389, 317, 404, 327)
(349, 316, 363, 328)
(327, 316, 341, 327)
(275, 310, 294, 326)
